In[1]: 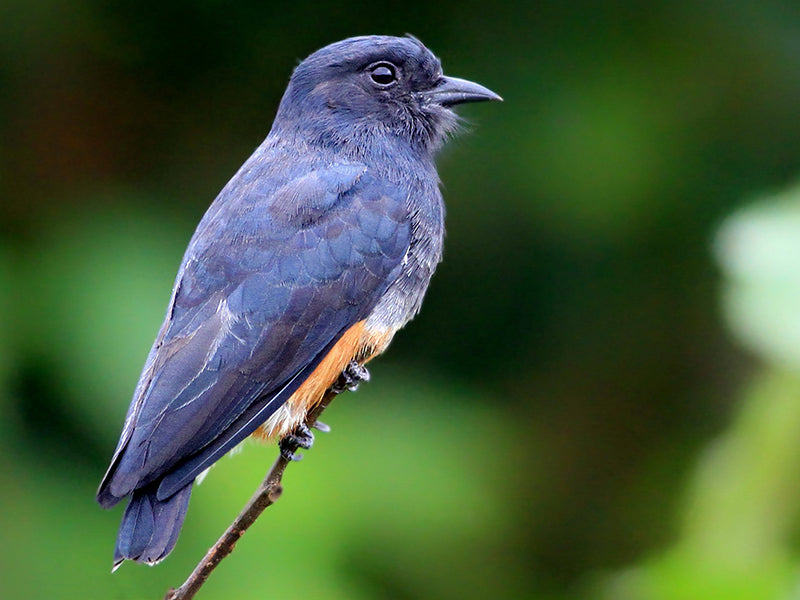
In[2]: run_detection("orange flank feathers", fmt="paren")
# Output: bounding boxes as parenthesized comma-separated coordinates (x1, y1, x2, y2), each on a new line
(253, 320, 395, 441)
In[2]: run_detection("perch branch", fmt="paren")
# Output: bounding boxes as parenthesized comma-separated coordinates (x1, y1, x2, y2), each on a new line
(163, 380, 343, 600)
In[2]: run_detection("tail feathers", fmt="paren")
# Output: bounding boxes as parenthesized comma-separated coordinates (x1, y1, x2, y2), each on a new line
(113, 482, 193, 570)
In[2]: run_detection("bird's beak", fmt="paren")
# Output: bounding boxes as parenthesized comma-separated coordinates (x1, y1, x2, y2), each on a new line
(427, 76, 502, 107)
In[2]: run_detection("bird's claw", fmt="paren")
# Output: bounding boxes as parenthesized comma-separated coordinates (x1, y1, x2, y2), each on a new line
(331, 361, 370, 394)
(279, 362, 367, 460)
(279, 423, 314, 461)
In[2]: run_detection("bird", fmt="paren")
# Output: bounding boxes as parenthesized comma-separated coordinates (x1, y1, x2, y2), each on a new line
(96, 34, 500, 569)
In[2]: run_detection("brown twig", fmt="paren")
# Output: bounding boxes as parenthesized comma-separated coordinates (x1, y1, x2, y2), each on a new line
(163, 383, 341, 600)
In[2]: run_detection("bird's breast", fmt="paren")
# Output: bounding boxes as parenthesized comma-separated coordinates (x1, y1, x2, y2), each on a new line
(366, 184, 444, 332)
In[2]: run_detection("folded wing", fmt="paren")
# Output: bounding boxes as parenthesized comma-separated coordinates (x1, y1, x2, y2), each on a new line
(97, 162, 411, 507)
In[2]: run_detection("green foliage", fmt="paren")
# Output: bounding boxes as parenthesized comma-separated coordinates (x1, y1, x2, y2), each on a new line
(588, 184, 800, 600)
(13, 205, 194, 445)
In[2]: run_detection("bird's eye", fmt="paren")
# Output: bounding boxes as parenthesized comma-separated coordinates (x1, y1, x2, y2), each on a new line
(369, 62, 399, 87)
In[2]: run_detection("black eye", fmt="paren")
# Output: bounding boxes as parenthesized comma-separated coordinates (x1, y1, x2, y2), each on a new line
(369, 62, 398, 87)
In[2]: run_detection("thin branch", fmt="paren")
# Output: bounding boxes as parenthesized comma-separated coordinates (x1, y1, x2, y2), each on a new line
(163, 383, 342, 600)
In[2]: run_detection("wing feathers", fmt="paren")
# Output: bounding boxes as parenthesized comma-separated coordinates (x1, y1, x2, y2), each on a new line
(156, 346, 328, 500)
(98, 163, 411, 511)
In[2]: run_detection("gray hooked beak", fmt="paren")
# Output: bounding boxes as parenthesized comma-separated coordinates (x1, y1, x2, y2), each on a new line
(427, 75, 502, 107)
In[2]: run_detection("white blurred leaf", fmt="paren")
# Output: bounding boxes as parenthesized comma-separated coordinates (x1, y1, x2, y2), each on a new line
(714, 187, 800, 370)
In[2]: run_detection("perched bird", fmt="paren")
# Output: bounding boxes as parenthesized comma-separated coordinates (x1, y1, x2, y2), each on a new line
(97, 34, 500, 568)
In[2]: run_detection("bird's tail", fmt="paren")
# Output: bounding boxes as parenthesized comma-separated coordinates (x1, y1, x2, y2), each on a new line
(112, 482, 193, 571)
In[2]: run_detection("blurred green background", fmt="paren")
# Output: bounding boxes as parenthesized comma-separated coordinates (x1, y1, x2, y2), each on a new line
(3, 1, 800, 599)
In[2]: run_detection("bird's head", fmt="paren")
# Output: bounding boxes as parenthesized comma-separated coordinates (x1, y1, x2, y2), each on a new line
(272, 35, 501, 156)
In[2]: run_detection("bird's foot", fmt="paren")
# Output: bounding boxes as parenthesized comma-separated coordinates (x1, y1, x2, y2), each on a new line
(280, 362, 367, 460)
(279, 423, 314, 461)
(331, 361, 370, 394)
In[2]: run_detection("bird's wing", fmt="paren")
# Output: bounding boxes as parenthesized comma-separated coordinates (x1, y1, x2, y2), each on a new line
(98, 163, 411, 506)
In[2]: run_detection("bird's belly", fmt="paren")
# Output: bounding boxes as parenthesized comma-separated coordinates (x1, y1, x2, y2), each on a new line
(252, 319, 395, 441)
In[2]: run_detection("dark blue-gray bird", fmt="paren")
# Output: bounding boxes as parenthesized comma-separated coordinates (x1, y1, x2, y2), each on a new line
(97, 34, 500, 569)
